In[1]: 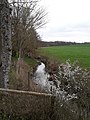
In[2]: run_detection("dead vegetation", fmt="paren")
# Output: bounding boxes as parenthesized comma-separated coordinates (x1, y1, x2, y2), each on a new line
(0, 88, 53, 120)
(9, 58, 45, 92)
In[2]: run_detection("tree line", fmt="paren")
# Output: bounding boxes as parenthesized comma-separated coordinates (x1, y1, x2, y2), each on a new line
(39, 41, 90, 47)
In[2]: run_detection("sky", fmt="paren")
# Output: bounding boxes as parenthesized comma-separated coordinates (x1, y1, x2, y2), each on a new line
(38, 0, 90, 43)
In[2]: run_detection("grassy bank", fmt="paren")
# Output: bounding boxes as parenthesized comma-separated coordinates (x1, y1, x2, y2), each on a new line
(9, 56, 38, 90)
(38, 44, 90, 69)
(24, 57, 38, 68)
(12, 56, 38, 68)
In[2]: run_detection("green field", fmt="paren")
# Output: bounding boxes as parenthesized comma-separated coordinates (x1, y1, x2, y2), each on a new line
(38, 44, 90, 69)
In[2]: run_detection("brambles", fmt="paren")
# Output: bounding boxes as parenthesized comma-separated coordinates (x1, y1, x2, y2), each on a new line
(50, 60, 90, 120)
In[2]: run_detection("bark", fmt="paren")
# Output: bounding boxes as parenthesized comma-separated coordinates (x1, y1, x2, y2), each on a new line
(0, 37, 2, 87)
(0, 1, 3, 87)
(0, 0, 12, 88)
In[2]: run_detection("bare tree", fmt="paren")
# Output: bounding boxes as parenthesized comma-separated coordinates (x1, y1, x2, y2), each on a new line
(11, 0, 47, 59)
(0, 0, 12, 88)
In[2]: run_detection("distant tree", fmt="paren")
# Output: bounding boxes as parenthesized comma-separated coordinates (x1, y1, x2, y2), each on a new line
(0, 0, 12, 88)
(25, 27, 42, 56)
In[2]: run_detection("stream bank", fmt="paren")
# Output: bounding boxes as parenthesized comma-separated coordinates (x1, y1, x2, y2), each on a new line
(9, 56, 90, 120)
(33, 56, 60, 93)
(36, 55, 59, 74)
(10, 56, 59, 93)
(9, 57, 45, 92)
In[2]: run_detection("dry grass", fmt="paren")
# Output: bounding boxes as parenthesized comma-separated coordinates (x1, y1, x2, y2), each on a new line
(9, 58, 45, 92)
(0, 89, 52, 120)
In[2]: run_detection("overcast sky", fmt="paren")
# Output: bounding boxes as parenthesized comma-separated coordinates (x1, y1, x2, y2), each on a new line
(38, 0, 90, 43)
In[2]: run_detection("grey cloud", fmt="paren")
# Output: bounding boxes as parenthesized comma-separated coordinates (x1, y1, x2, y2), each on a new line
(50, 22, 90, 33)
(41, 22, 90, 41)
(62, 22, 90, 32)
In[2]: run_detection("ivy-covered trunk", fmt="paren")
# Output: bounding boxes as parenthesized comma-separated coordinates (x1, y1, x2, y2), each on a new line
(0, 0, 12, 88)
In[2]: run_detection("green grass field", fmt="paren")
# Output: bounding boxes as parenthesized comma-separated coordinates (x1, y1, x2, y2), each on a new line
(38, 44, 90, 69)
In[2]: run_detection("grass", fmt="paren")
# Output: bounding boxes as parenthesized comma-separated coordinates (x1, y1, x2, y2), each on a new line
(9, 56, 38, 90)
(24, 57, 38, 68)
(12, 56, 38, 68)
(38, 44, 90, 69)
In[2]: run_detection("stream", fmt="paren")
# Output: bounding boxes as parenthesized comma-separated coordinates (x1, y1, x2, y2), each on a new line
(33, 62, 77, 100)
(33, 62, 90, 120)
(33, 62, 54, 92)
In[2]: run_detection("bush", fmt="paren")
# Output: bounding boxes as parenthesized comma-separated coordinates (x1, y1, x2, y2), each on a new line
(50, 60, 90, 120)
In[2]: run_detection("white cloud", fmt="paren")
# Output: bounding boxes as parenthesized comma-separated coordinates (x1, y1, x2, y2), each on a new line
(38, 0, 90, 43)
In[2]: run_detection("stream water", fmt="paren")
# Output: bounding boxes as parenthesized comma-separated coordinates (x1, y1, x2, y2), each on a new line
(33, 62, 53, 91)
(33, 62, 76, 99)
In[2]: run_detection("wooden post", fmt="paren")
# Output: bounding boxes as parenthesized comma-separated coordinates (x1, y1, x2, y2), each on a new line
(28, 71, 30, 91)
(50, 96, 55, 120)
(50, 85, 53, 94)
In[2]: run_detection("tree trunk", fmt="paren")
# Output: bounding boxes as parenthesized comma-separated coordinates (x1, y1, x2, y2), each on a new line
(0, 0, 12, 88)
(0, 1, 3, 87)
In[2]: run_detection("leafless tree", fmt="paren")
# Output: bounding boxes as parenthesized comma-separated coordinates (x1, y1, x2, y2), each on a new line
(11, 0, 47, 59)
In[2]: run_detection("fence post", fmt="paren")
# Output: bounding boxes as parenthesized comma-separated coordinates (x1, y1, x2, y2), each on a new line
(28, 72, 30, 91)
(50, 95, 55, 120)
